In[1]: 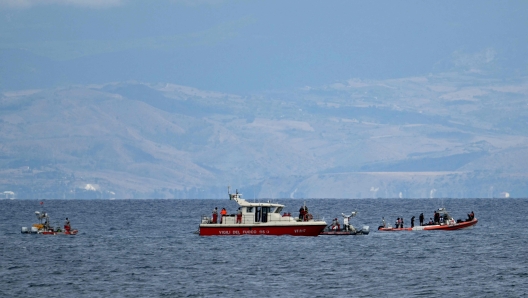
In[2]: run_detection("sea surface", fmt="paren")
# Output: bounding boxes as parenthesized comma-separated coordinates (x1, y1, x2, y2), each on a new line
(1, 198, 527, 297)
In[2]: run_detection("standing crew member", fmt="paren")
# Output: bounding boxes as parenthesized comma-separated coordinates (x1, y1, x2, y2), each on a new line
(378, 217, 386, 230)
(411, 216, 415, 228)
(212, 207, 218, 224)
(419, 213, 424, 226)
(303, 206, 310, 221)
(236, 207, 242, 224)
(64, 218, 71, 232)
(299, 206, 306, 221)
(220, 208, 227, 224)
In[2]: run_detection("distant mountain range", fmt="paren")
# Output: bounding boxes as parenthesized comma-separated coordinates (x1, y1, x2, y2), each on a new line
(1, 73, 527, 199)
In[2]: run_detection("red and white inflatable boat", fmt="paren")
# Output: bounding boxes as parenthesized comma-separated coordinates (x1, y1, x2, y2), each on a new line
(198, 188, 327, 236)
(378, 208, 478, 232)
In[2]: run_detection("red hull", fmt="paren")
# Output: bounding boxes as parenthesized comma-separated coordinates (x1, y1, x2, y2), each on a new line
(40, 229, 78, 235)
(320, 231, 369, 235)
(199, 224, 326, 236)
(423, 219, 478, 230)
(378, 219, 478, 232)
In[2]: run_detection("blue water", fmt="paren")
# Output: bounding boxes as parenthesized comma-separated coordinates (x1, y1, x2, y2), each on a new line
(1, 198, 527, 297)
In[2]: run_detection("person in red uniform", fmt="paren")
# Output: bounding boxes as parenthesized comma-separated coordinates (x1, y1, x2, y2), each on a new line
(212, 207, 218, 224)
(236, 207, 242, 224)
(64, 218, 71, 232)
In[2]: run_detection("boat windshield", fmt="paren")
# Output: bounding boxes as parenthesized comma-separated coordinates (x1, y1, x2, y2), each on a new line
(437, 209, 453, 220)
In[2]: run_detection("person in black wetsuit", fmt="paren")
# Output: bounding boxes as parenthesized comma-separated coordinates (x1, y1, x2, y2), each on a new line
(411, 216, 415, 228)
(419, 213, 424, 226)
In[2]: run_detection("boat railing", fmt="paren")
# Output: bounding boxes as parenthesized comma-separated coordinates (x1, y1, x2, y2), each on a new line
(314, 214, 324, 221)
(200, 213, 325, 224)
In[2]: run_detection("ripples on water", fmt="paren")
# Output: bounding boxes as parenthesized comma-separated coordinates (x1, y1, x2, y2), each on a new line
(1, 198, 527, 297)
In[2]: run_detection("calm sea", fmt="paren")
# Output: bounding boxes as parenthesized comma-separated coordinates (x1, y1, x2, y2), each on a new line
(1, 198, 527, 297)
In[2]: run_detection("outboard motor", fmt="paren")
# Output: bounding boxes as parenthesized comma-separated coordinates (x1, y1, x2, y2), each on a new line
(361, 226, 370, 235)
(21, 227, 29, 234)
(31, 226, 39, 234)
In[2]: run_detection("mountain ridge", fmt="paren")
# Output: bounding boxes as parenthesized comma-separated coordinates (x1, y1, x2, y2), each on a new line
(1, 73, 527, 199)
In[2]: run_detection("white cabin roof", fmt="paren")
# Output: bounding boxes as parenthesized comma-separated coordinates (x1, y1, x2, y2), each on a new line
(229, 192, 285, 208)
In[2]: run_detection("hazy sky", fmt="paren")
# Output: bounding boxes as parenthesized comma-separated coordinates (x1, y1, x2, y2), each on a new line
(1, 0, 527, 92)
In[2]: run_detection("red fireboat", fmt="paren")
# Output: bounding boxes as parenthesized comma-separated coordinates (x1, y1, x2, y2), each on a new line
(198, 188, 327, 236)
